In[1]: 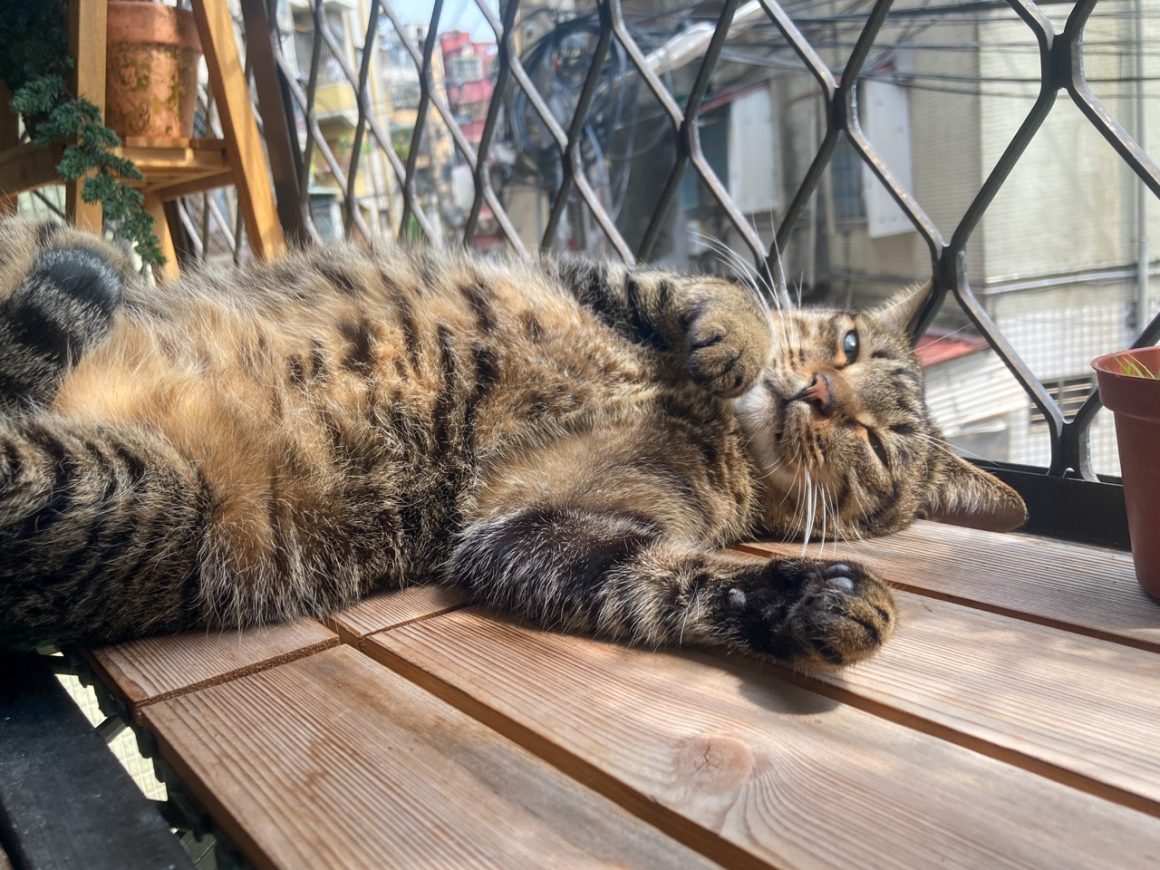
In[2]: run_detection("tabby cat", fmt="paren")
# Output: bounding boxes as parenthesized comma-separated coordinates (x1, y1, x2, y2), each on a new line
(0, 218, 1025, 668)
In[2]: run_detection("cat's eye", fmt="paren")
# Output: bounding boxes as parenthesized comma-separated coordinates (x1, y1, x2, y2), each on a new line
(842, 329, 860, 363)
(866, 429, 890, 467)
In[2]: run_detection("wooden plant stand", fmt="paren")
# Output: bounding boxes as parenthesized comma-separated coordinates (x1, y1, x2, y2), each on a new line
(0, 0, 285, 279)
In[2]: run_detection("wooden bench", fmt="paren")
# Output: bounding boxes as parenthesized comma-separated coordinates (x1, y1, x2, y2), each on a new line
(22, 522, 1160, 865)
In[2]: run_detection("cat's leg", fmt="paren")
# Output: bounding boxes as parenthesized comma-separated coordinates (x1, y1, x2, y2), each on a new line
(0, 219, 132, 410)
(0, 414, 211, 646)
(449, 507, 895, 670)
(549, 257, 773, 398)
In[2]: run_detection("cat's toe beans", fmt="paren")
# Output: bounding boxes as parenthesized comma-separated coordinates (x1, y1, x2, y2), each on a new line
(727, 587, 748, 610)
(821, 562, 856, 592)
(828, 574, 855, 593)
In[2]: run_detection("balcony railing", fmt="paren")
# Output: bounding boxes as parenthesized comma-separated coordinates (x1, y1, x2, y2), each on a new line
(218, 0, 1160, 548)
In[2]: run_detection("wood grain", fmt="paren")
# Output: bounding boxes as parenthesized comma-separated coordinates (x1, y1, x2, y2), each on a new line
(88, 619, 337, 715)
(0, 143, 60, 196)
(142, 646, 712, 869)
(191, 0, 284, 260)
(0, 83, 18, 215)
(736, 520, 1160, 650)
(369, 610, 1160, 869)
(144, 191, 179, 282)
(327, 585, 467, 645)
(778, 587, 1160, 814)
(66, 0, 106, 232)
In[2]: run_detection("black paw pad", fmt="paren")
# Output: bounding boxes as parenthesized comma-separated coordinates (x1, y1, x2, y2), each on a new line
(27, 246, 124, 315)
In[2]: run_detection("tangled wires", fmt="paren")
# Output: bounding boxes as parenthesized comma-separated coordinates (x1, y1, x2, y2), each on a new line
(506, 7, 675, 234)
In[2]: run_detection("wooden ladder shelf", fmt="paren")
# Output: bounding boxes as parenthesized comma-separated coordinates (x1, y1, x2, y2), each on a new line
(0, 0, 285, 278)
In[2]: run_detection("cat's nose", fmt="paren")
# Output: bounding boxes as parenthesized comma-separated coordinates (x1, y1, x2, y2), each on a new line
(794, 373, 835, 416)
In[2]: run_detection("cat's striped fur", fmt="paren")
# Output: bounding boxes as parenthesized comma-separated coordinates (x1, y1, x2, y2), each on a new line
(0, 218, 1025, 668)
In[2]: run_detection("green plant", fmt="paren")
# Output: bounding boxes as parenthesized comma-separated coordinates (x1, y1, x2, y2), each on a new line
(1, 0, 164, 266)
(1118, 353, 1160, 379)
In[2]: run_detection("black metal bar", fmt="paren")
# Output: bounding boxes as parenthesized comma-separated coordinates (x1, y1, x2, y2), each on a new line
(463, 0, 526, 253)
(0, 650, 193, 869)
(1064, 0, 1160, 201)
(979, 461, 1130, 550)
(841, 1, 944, 261)
(539, 2, 629, 257)
(759, 0, 838, 265)
(343, 0, 381, 236)
(683, 0, 766, 262)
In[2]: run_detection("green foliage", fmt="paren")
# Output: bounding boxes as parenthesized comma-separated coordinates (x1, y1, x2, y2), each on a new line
(0, 0, 164, 266)
(1117, 354, 1160, 379)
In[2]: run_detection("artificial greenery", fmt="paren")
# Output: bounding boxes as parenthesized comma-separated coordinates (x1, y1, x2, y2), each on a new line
(1118, 353, 1160, 379)
(1, 0, 164, 266)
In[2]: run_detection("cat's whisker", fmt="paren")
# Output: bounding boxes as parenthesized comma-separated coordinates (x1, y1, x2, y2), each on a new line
(916, 325, 977, 349)
(800, 471, 816, 554)
(911, 431, 989, 463)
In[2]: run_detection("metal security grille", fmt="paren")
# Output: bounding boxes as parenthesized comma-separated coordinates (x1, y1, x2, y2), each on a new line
(235, 0, 1160, 546)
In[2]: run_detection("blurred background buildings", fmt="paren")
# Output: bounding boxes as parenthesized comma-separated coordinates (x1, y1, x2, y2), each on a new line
(265, 0, 1160, 476)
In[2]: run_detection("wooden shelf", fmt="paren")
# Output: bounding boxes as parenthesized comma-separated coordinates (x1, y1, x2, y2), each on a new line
(0, 0, 284, 274)
(0, 137, 232, 202)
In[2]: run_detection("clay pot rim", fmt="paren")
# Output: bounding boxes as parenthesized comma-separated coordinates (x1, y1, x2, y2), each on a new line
(107, 0, 201, 52)
(1093, 346, 1160, 421)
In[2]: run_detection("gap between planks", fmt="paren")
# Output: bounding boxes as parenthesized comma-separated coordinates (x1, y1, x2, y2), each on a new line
(368, 596, 1160, 836)
(330, 604, 470, 649)
(86, 626, 339, 719)
(724, 548, 1160, 818)
(367, 612, 1160, 868)
(363, 639, 768, 870)
(733, 531, 1160, 655)
(765, 664, 1160, 819)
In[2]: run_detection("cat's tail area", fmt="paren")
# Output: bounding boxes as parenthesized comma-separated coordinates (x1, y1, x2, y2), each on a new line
(0, 415, 212, 647)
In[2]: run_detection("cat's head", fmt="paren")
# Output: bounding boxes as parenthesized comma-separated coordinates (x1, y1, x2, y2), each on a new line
(733, 281, 1026, 540)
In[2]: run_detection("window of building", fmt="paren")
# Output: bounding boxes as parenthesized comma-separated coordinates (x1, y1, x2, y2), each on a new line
(1028, 375, 1098, 431)
(831, 135, 866, 223)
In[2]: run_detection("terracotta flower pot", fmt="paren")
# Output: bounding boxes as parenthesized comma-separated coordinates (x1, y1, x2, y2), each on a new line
(1093, 345, 1160, 601)
(105, 1, 202, 140)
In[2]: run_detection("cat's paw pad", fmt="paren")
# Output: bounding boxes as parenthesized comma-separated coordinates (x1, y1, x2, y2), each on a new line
(722, 558, 895, 670)
(1, 218, 133, 316)
(683, 283, 772, 398)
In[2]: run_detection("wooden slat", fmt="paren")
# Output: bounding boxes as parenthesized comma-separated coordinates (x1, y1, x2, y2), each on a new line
(144, 191, 180, 282)
(772, 586, 1160, 814)
(328, 585, 466, 645)
(736, 520, 1160, 651)
(88, 619, 337, 715)
(369, 611, 1160, 869)
(0, 143, 60, 197)
(0, 83, 18, 215)
(142, 646, 712, 869)
(66, 0, 106, 231)
(192, 0, 285, 260)
(118, 141, 228, 175)
(148, 170, 234, 201)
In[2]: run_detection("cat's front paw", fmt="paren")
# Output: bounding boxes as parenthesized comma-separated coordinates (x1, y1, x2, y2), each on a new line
(683, 280, 772, 398)
(719, 558, 895, 670)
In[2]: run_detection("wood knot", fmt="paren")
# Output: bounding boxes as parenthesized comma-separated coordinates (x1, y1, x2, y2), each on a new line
(674, 735, 753, 794)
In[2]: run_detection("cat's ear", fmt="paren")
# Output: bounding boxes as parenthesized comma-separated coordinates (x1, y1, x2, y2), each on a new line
(921, 451, 1028, 532)
(874, 279, 934, 336)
